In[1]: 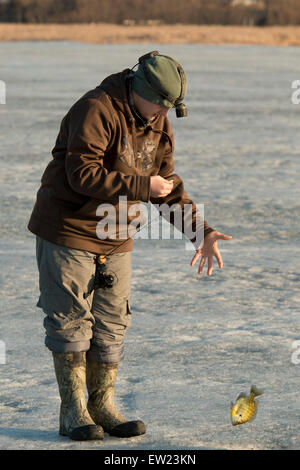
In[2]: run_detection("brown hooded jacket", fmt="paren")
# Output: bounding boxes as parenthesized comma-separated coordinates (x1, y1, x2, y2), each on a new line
(28, 69, 213, 254)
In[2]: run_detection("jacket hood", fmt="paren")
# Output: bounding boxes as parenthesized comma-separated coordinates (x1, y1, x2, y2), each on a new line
(98, 68, 174, 151)
(98, 69, 133, 121)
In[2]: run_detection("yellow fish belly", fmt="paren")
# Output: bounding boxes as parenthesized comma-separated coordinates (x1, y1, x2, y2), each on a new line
(231, 385, 263, 426)
(231, 399, 256, 425)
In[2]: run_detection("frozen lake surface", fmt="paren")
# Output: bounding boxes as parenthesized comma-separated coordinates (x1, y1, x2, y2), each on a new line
(0, 42, 299, 450)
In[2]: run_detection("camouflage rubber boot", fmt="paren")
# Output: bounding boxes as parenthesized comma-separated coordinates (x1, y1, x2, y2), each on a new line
(86, 360, 146, 438)
(52, 352, 104, 441)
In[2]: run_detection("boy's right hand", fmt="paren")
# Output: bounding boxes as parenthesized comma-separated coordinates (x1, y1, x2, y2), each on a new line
(150, 176, 173, 198)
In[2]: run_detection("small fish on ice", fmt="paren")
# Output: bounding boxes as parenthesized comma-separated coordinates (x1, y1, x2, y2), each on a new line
(230, 385, 263, 426)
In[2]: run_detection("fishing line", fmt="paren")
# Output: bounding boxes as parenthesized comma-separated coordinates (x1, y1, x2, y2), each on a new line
(86, 205, 191, 296)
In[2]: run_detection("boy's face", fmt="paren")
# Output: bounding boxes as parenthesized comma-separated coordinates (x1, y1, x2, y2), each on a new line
(132, 91, 170, 121)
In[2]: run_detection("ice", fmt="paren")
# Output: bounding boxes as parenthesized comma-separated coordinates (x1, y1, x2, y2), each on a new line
(0, 42, 299, 450)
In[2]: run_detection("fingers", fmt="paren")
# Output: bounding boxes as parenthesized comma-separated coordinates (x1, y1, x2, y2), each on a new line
(198, 256, 206, 275)
(158, 180, 173, 197)
(198, 256, 213, 276)
(190, 249, 202, 267)
(207, 257, 213, 276)
(160, 186, 173, 197)
(150, 176, 173, 198)
(164, 179, 173, 194)
(191, 250, 223, 276)
(216, 232, 232, 241)
(215, 248, 223, 269)
(191, 231, 230, 275)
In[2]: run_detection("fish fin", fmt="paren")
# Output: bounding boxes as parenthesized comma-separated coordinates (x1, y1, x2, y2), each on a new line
(250, 385, 263, 397)
(248, 401, 259, 423)
(236, 392, 247, 400)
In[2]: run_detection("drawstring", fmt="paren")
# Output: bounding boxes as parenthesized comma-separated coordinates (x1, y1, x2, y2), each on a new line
(126, 72, 173, 153)
(129, 117, 138, 164)
(151, 128, 174, 153)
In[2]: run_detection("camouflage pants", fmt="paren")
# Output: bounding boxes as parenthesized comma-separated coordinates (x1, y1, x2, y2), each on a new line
(36, 237, 132, 363)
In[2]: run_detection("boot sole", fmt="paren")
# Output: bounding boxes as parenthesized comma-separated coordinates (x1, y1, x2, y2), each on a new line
(60, 424, 104, 441)
(106, 420, 146, 438)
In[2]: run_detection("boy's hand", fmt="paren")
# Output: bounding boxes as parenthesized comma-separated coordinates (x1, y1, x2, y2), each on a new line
(150, 176, 173, 198)
(190, 231, 232, 276)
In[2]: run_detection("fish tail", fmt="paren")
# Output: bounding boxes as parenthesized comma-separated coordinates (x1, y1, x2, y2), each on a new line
(250, 385, 263, 397)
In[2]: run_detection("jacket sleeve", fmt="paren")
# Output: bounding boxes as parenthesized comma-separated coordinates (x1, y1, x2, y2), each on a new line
(64, 98, 150, 202)
(150, 127, 214, 249)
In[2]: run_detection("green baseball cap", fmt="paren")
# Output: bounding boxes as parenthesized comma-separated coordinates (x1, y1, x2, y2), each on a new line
(132, 53, 187, 110)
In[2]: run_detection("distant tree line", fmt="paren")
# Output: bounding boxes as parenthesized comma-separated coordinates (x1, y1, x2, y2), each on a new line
(1, 0, 300, 25)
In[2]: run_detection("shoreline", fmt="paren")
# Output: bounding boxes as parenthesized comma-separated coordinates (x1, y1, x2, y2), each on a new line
(1, 23, 300, 46)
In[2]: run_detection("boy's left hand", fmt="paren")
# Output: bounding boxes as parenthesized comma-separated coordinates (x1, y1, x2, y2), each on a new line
(190, 231, 232, 276)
